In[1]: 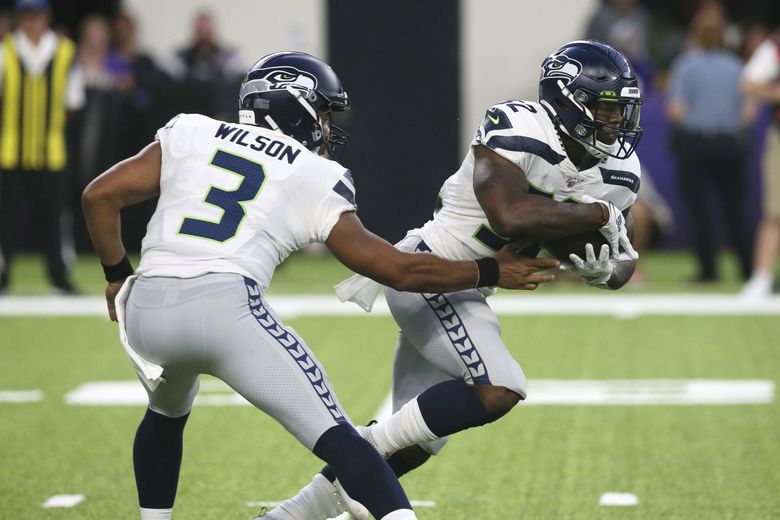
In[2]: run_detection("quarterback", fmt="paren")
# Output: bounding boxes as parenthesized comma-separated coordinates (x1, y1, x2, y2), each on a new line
(81, 52, 564, 520)
(268, 40, 643, 519)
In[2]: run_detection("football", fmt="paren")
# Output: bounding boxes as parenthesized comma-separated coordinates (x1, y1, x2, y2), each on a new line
(541, 230, 608, 262)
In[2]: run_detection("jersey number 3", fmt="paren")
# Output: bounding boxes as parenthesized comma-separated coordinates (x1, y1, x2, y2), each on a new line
(179, 150, 266, 242)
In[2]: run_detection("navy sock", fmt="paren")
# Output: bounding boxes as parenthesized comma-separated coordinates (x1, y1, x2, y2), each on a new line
(386, 445, 431, 478)
(320, 464, 336, 483)
(313, 423, 410, 518)
(417, 380, 496, 437)
(133, 408, 189, 509)
(321, 444, 431, 482)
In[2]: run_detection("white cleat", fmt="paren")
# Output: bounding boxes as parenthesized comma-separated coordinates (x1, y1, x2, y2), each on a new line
(356, 422, 387, 458)
(739, 275, 773, 300)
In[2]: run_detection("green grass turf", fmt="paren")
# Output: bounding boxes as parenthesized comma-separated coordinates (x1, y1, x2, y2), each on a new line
(1, 313, 778, 519)
(4, 248, 778, 295)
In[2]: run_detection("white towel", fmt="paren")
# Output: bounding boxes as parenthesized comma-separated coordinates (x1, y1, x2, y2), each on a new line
(114, 276, 165, 391)
(334, 274, 383, 312)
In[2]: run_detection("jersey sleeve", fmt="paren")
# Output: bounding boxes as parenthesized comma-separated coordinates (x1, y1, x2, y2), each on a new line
(315, 169, 357, 242)
(154, 113, 210, 163)
(303, 164, 357, 243)
(472, 101, 566, 173)
(155, 114, 181, 143)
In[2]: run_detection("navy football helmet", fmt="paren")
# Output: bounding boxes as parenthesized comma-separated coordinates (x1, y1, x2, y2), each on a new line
(538, 40, 642, 160)
(238, 52, 350, 159)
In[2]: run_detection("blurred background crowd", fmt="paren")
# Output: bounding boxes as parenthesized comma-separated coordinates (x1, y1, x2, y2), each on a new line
(0, 0, 779, 298)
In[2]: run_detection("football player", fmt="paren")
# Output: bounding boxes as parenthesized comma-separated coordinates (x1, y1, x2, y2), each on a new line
(81, 52, 564, 520)
(268, 40, 642, 519)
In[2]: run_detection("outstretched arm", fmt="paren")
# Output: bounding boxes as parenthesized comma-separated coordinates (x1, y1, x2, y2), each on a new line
(82, 141, 161, 320)
(325, 212, 559, 293)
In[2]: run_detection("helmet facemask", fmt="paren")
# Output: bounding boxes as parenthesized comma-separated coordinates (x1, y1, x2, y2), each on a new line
(323, 117, 349, 161)
(560, 83, 643, 160)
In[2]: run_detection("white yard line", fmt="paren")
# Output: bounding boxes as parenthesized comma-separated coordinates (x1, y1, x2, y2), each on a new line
(0, 390, 43, 403)
(599, 492, 639, 506)
(65, 379, 774, 407)
(524, 379, 775, 405)
(42, 495, 85, 508)
(3, 294, 780, 317)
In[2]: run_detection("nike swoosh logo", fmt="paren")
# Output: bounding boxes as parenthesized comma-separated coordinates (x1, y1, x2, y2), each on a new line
(488, 112, 500, 125)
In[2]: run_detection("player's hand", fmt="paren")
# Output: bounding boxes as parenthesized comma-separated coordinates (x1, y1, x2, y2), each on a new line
(568, 243, 614, 288)
(581, 195, 638, 260)
(105, 279, 127, 322)
(494, 246, 559, 290)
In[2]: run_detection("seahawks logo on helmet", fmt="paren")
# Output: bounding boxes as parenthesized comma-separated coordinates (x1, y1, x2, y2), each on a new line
(541, 55, 582, 85)
(243, 66, 319, 97)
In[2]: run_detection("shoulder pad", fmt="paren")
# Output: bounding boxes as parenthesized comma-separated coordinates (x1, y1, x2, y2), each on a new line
(476, 101, 565, 166)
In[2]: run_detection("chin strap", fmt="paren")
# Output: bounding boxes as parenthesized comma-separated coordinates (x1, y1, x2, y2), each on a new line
(286, 85, 319, 120)
(264, 115, 282, 132)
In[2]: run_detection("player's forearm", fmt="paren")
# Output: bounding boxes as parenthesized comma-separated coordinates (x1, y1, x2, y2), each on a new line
(494, 197, 604, 242)
(384, 254, 480, 293)
(81, 189, 127, 265)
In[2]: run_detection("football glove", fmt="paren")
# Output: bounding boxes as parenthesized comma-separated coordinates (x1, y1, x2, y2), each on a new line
(581, 195, 638, 260)
(569, 243, 614, 288)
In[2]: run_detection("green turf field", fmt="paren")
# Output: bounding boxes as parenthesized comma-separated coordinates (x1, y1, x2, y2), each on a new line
(2, 249, 776, 295)
(1, 253, 779, 519)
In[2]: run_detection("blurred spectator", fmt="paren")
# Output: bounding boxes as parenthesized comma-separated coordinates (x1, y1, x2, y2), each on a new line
(0, 11, 12, 39)
(585, 0, 655, 88)
(666, 7, 755, 283)
(69, 14, 130, 251)
(739, 21, 769, 62)
(112, 11, 167, 157)
(740, 24, 780, 298)
(160, 9, 245, 120)
(112, 10, 169, 251)
(0, 0, 85, 295)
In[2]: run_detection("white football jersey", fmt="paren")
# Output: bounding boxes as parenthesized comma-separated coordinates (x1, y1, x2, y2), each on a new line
(136, 113, 356, 292)
(413, 100, 641, 260)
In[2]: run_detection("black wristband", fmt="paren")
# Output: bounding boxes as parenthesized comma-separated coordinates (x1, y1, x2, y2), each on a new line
(102, 255, 134, 283)
(474, 257, 500, 287)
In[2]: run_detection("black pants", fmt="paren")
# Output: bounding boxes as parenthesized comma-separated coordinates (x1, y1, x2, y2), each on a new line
(0, 169, 70, 289)
(674, 131, 754, 280)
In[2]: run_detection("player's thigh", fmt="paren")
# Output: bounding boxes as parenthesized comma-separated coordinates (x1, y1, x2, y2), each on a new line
(386, 286, 527, 398)
(125, 276, 220, 417)
(143, 370, 200, 418)
(205, 283, 349, 451)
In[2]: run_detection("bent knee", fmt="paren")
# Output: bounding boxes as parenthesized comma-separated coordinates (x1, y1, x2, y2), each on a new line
(471, 384, 521, 418)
